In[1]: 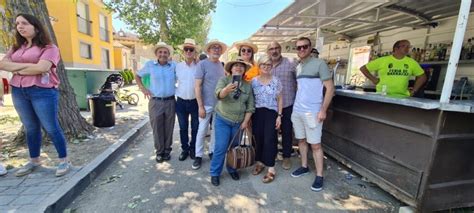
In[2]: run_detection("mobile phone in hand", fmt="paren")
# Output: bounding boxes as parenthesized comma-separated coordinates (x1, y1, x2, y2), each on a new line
(232, 75, 241, 86)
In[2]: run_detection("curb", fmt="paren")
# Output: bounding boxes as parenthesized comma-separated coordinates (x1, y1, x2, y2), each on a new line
(41, 117, 150, 213)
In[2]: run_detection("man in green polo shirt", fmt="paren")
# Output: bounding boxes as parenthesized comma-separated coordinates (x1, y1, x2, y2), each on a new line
(360, 40, 427, 97)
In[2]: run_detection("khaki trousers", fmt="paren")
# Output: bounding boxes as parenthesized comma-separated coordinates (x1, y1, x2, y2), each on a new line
(149, 98, 176, 155)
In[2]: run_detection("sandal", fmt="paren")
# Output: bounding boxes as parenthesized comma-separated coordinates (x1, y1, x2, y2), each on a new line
(262, 172, 275, 183)
(252, 164, 265, 175)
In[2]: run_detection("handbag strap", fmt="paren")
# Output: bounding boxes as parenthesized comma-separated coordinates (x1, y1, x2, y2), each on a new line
(227, 128, 244, 151)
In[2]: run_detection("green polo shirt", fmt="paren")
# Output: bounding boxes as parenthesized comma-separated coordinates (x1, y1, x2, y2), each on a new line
(215, 76, 255, 123)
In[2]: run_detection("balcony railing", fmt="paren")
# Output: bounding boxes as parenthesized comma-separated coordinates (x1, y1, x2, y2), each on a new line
(99, 27, 109, 42)
(77, 15, 91, 35)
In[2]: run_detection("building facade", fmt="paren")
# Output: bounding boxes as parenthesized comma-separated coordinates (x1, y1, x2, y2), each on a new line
(46, 0, 115, 70)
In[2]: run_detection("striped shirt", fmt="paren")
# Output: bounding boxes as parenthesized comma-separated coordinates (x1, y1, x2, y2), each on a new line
(271, 57, 297, 108)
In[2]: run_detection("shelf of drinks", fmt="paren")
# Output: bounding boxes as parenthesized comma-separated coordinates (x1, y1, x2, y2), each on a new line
(420, 60, 474, 65)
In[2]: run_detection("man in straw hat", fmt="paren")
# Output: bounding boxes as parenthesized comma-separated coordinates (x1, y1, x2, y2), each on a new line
(176, 38, 200, 161)
(135, 41, 176, 163)
(192, 39, 227, 170)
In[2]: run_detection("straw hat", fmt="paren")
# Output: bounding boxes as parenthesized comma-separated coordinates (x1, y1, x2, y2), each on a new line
(178, 38, 200, 51)
(234, 40, 258, 53)
(154, 41, 174, 55)
(204, 39, 228, 53)
(224, 57, 253, 73)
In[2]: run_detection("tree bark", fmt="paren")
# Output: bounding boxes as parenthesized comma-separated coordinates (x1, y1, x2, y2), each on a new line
(1, 0, 93, 145)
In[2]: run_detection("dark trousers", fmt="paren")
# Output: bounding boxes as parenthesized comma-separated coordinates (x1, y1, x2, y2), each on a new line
(176, 97, 198, 153)
(281, 105, 294, 158)
(252, 108, 278, 167)
(149, 98, 175, 155)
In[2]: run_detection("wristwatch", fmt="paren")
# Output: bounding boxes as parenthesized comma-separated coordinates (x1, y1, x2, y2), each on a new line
(277, 113, 282, 117)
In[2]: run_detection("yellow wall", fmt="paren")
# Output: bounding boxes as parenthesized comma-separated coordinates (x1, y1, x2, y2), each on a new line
(46, 0, 115, 70)
(113, 47, 123, 70)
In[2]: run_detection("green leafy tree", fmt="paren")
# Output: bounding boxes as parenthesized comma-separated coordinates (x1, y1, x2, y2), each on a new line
(105, 0, 216, 47)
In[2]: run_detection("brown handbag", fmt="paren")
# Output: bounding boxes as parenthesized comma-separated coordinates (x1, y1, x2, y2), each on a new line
(226, 128, 255, 169)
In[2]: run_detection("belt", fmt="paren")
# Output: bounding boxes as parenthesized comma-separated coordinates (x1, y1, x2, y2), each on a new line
(177, 97, 196, 101)
(152, 96, 175, 101)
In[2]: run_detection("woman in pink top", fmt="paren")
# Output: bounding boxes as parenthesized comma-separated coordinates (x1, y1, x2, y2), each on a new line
(0, 14, 70, 177)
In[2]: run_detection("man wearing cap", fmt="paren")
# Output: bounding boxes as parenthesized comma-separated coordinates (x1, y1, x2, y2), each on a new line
(176, 38, 200, 161)
(193, 39, 227, 170)
(290, 37, 335, 192)
(135, 42, 176, 163)
(267, 41, 298, 170)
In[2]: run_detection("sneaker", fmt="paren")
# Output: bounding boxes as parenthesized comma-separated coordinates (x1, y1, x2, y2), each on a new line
(189, 150, 196, 160)
(0, 164, 7, 176)
(311, 176, 324, 191)
(15, 162, 40, 177)
(192, 157, 202, 170)
(55, 162, 71, 177)
(282, 158, 292, 170)
(291, 166, 309, 178)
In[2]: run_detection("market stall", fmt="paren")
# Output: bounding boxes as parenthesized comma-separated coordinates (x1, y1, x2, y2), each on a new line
(249, 0, 474, 211)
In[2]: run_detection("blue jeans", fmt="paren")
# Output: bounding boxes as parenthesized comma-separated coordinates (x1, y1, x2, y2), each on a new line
(12, 86, 67, 158)
(175, 97, 198, 152)
(210, 113, 241, 177)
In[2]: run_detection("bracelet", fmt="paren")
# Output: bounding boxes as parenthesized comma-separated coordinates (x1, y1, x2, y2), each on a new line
(277, 113, 282, 117)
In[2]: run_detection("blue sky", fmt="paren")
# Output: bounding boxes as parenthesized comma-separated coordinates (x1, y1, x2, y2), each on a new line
(112, 0, 293, 46)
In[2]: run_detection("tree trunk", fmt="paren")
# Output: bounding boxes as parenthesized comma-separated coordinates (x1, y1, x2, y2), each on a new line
(1, 0, 93, 145)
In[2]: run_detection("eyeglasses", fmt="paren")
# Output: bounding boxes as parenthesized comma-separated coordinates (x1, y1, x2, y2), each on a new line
(210, 45, 222, 51)
(260, 63, 272, 68)
(241, 48, 253, 53)
(184, 47, 195, 52)
(268, 47, 281, 51)
(296, 44, 310, 51)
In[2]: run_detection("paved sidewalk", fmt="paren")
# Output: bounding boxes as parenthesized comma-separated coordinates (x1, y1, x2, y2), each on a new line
(0, 85, 149, 212)
(0, 166, 80, 212)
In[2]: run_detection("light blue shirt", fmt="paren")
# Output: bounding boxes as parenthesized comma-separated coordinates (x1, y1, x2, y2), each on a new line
(137, 60, 176, 97)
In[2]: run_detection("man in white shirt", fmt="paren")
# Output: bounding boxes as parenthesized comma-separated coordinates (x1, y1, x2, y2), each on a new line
(176, 39, 200, 161)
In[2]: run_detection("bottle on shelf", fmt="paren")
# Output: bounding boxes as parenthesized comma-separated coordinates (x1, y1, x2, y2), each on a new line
(419, 48, 426, 62)
(416, 48, 421, 62)
(445, 42, 452, 60)
(424, 44, 432, 61)
(429, 44, 437, 61)
(410, 48, 417, 59)
(464, 39, 472, 60)
(437, 43, 445, 61)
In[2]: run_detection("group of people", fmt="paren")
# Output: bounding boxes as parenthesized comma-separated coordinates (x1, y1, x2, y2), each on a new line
(0, 13, 427, 196)
(135, 36, 335, 191)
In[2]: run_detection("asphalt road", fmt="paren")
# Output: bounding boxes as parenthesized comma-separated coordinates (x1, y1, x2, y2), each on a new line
(67, 125, 401, 212)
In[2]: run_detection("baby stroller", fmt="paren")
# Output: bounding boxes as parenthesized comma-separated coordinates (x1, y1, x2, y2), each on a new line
(99, 74, 139, 109)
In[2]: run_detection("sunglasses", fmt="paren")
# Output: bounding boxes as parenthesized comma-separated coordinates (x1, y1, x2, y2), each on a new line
(296, 44, 310, 51)
(241, 48, 253, 53)
(184, 47, 195, 52)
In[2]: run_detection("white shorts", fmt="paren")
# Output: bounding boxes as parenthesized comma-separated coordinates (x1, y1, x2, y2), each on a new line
(291, 112, 323, 144)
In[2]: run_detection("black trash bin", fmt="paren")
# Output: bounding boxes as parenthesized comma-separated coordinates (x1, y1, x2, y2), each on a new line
(89, 94, 116, 127)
